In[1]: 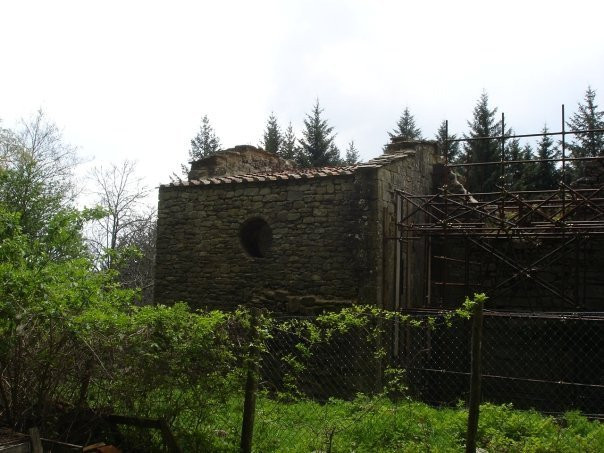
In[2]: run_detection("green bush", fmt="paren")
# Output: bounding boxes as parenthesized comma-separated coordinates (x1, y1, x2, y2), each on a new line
(0, 204, 243, 450)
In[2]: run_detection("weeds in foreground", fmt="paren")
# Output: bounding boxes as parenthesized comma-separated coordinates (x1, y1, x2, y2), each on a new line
(190, 396, 603, 452)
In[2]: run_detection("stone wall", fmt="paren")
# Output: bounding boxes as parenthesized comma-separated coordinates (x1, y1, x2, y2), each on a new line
(154, 174, 374, 312)
(154, 143, 438, 313)
(372, 141, 439, 311)
(188, 145, 294, 180)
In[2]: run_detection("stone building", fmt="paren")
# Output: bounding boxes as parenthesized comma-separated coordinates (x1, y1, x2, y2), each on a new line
(153, 142, 604, 413)
(154, 142, 438, 313)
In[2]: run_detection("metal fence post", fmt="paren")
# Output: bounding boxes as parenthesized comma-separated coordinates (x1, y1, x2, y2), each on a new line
(466, 298, 484, 453)
(241, 308, 260, 453)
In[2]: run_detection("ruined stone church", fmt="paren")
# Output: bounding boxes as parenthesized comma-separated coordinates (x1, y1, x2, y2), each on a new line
(153, 140, 437, 313)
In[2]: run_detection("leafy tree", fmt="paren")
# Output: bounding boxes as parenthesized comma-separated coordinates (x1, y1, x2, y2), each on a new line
(0, 110, 78, 239)
(345, 141, 360, 164)
(525, 126, 559, 190)
(114, 211, 157, 304)
(0, 115, 236, 441)
(0, 201, 235, 438)
(566, 86, 604, 175)
(434, 120, 461, 163)
(279, 122, 298, 161)
(0, 121, 19, 161)
(463, 93, 502, 193)
(297, 100, 341, 167)
(189, 115, 221, 160)
(388, 107, 422, 141)
(261, 113, 282, 154)
(88, 160, 152, 270)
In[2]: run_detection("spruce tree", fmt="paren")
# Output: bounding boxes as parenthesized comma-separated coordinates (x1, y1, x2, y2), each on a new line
(388, 107, 422, 141)
(566, 86, 604, 175)
(297, 100, 341, 167)
(189, 115, 221, 160)
(345, 141, 360, 164)
(505, 136, 531, 191)
(526, 126, 559, 190)
(261, 113, 282, 154)
(434, 120, 460, 163)
(463, 93, 502, 193)
(279, 122, 298, 161)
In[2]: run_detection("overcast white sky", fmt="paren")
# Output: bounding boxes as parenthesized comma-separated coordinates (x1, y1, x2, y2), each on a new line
(1, 0, 603, 202)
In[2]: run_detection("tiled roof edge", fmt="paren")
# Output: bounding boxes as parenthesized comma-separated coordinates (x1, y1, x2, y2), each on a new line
(162, 150, 418, 187)
(162, 165, 358, 187)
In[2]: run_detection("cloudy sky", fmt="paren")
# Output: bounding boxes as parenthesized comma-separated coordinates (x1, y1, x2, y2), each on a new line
(1, 0, 603, 201)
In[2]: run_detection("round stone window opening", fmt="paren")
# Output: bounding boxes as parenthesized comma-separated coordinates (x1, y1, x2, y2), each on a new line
(240, 217, 273, 258)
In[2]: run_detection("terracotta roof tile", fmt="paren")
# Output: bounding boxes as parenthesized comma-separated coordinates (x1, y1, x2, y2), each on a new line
(165, 165, 360, 187)
(163, 160, 421, 187)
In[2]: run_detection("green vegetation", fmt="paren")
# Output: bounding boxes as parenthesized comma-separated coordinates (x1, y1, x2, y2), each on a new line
(388, 107, 423, 141)
(252, 398, 604, 453)
(435, 119, 461, 163)
(297, 99, 342, 167)
(176, 395, 604, 452)
(2, 99, 603, 450)
(463, 92, 503, 193)
(189, 114, 222, 159)
(261, 112, 283, 154)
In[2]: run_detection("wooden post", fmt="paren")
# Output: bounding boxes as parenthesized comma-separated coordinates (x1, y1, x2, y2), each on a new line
(28, 427, 43, 453)
(466, 299, 484, 453)
(240, 309, 260, 453)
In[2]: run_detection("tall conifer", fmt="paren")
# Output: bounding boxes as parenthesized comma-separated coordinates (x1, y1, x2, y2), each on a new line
(189, 115, 221, 160)
(388, 107, 422, 141)
(566, 87, 604, 176)
(463, 93, 502, 193)
(297, 100, 341, 167)
(345, 141, 360, 164)
(526, 126, 559, 190)
(435, 120, 460, 163)
(261, 113, 282, 154)
(279, 122, 298, 161)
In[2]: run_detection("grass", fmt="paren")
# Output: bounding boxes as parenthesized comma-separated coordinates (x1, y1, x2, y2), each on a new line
(187, 395, 604, 452)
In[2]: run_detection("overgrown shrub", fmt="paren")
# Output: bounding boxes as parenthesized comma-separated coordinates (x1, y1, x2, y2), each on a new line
(0, 205, 243, 450)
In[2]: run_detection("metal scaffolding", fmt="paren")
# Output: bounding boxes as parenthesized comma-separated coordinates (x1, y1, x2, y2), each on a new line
(396, 106, 604, 310)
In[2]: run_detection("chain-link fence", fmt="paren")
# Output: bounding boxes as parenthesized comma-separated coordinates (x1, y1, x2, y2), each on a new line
(6, 303, 602, 451)
(398, 310, 604, 415)
(239, 308, 604, 451)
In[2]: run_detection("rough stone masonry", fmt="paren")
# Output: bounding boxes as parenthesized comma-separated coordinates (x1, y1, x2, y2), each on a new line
(154, 142, 438, 314)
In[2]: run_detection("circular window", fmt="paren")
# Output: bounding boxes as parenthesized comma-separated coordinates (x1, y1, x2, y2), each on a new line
(240, 217, 272, 258)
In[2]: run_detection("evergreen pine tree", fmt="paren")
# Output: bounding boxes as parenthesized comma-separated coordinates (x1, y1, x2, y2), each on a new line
(434, 120, 460, 163)
(388, 107, 422, 141)
(297, 100, 341, 167)
(345, 141, 360, 164)
(261, 113, 282, 154)
(279, 122, 298, 161)
(463, 93, 502, 193)
(189, 115, 221, 160)
(566, 86, 604, 175)
(505, 136, 531, 191)
(526, 126, 559, 190)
